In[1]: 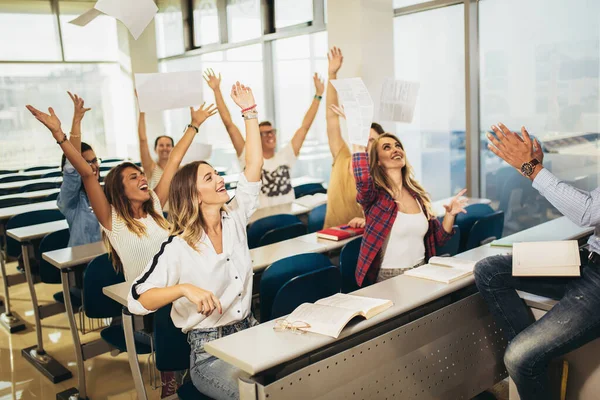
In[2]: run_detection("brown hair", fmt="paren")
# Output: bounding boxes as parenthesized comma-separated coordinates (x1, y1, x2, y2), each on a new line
(102, 162, 169, 272)
(368, 133, 434, 219)
(258, 121, 272, 128)
(370, 123, 385, 135)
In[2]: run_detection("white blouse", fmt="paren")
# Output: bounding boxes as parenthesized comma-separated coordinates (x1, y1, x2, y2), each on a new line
(127, 173, 261, 333)
(380, 203, 429, 270)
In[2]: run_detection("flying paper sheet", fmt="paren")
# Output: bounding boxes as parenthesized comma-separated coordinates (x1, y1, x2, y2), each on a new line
(331, 78, 374, 146)
(135, 71, 205, 113)
(69, 0, 158, 40)
(379, 78, 420, 123)
(181, 143, 212, 165)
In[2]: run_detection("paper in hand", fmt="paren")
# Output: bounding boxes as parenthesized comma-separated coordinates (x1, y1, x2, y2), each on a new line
(69, 0, 158, 40)
(379, 78, 420, 123)
(135, 71, 205, 113)
(331, 78, 374, 146)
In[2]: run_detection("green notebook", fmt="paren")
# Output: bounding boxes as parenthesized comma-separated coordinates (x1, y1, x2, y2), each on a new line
(490, 239, 513, 248)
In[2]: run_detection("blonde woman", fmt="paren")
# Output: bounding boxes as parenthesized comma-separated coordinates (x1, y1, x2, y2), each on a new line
(352, 133, 467, 286)
(127, 82, 262, 400)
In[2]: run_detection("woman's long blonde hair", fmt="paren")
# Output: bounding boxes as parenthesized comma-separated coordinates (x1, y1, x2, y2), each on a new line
(102, 162, 169, 272)
(368, 133, 434, 219)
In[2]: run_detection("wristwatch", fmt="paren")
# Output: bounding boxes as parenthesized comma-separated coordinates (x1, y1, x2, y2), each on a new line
(185, 124, 199, 133)
(520, 158, 540, 177)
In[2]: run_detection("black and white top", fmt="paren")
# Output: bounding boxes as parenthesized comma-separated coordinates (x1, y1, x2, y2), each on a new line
(127, 173, 261, 333)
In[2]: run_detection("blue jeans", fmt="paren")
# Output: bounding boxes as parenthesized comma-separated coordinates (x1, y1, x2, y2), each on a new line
(188, 315, 259, 400)
(474, 253, 600, 400)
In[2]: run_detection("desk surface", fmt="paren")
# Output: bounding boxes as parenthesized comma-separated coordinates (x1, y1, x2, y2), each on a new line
(0, 200, 58, 222)
(103, 281, 130, 306)
(204, 216, 592, 375)
(42, 241, 107, 270)
(6, 219, 68, 242)
(0, 188, 60, 202)
(0, 171, 110, 190)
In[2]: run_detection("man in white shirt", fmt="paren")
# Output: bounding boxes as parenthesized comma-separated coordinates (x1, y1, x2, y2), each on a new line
(205, 69, 325, 208)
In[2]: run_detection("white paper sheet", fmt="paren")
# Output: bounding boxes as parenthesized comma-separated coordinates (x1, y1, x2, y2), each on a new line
(331, 78, 374, 146)
(181, 143, 212, 165)
(69, 0, 157, 40)
(135, 71, 205, 113)
(379, 78, 420, 123)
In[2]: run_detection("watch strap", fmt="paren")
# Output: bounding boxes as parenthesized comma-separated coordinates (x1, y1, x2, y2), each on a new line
(186, 124, 199, 133)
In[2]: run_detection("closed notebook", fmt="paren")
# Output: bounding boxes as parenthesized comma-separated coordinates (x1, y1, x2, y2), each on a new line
(281, 293, 392, 338)
(513, 241, 580, 277)
(293, 193, 328, 209)
(317, 225, 364, 241)
(404, 256, 477, 284)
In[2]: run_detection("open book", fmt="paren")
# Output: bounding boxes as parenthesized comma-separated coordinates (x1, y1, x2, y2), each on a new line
(281, 293, 392, 338)
(404, 256, 477, 284)
(513, 241, 580, 277)
(293, 193, 328, 209)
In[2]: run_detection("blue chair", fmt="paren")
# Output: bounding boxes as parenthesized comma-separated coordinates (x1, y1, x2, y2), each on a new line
(0, 175, 37, 183)
(5, 209, 64, 260)
(258, 223, 307, 247)
(99, 166, 113, 172)
(260, 253, 333, 322)
(435, 225, 460, 257)
(294, 183, 326, 198)
(41, 171, 62, 178)
(339, 237, 361, 293)
(0, 197, 31, 208)
(19, 182, 60, 193)
(454, 203, 494, 252)
(465, 211, 505, 250)
(24, 165, 58, 172)
(100, 158, 123, 163)
(307, 204, 327, 233)
(0, 169, 18, 174)
(44, 192, 59, 201)
(153, 304, 208, 400)
(271, 266, 342, 319)
(247, 214, 302, 249)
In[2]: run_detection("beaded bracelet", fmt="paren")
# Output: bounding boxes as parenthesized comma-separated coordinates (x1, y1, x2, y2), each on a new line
(241, 104, 257, 113)
(242, 110, 258, 120)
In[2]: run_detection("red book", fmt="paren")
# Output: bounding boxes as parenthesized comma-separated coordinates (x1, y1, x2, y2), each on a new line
(317, 225, 364, 241)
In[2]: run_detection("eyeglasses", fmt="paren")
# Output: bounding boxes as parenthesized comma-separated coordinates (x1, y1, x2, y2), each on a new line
(260, 129, 277, 137)
(85, 157, 100, 166)
(273, 319, 311, 335)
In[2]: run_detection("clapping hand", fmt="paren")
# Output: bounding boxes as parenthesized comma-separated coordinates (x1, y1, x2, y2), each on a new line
(67, 91, 91, 122)
(230, 81, 255, 110)
(487, 123, 544, 170)
(190, 102, 218, 126)
(443, 189, 468, 216)
(26, 105, 63, 140)
(203, 68, 222, 91)
(314, 73, 325, 96)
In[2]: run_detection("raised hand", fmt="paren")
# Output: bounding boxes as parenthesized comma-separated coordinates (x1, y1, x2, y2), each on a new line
(328, 46, 343, 76)
(329, 104, 346, 119)
(443, 188, 468, 216)
(487, 123, 540, 171)
(26, 105, 63, 139)
(203, 68, 222, 91)
(314, 73, 325, 96)
(190, 102, 218, 126)
(230, 81, 255, 110)
(67, 91, 91, 122)
(180, 284, 222, 316)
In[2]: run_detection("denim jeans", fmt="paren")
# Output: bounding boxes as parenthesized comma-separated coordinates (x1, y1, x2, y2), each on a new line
(188, 315, 259, 400)
(474, 252, 600, 400)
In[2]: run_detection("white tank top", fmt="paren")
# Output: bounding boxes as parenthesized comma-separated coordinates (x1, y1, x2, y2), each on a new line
(380, 203, 429, 270)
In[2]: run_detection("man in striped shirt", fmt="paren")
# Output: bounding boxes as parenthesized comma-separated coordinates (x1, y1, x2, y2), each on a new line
(474, 123, 600, 400)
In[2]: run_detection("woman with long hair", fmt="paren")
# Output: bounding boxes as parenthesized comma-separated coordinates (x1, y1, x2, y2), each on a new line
(26, 99, 217, 281)
(127, 82, 262, 400)
(352, 133, 468, 286)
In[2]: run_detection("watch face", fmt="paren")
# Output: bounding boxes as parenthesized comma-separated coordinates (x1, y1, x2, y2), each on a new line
(521, 162, 533, 176)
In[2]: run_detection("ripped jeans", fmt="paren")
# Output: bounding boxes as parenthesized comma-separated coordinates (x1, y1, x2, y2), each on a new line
(188, 315, 259, 400)
(474, 252, 600, 400)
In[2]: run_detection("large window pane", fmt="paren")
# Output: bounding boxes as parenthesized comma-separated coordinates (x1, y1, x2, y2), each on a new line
(155, 0, 185, 58)
(0, 1, 61, 61)
(273, 31, 329, 182)
(393, 0, 430, 9)
(193, 0, 219, 46)
(275, 0, 313, 28)
(59, 1, 119, 61)
(479, 0, 600, 235)
(227, 0, 261, 42)
(393, 5, 466, 201)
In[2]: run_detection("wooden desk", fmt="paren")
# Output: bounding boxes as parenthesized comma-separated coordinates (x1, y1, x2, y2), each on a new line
(42, 241, 106, 270)
(0, 200, 58, 221)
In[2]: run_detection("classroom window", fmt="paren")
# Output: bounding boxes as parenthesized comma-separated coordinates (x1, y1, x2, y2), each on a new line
(193, 0, 220, 46)
(275, 0, 313, 28)
(479, 0, 600, 235)
(393, 0, 431, 9)
(155, 0, 185, 58)
(393, 5, 466, 201)
(226, 0, 262, 43)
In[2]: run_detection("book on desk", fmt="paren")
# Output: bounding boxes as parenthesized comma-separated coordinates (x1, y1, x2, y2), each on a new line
(404, 256, 477, 284)
(513, 241, 581, 277)
(317, 225, 364, 241)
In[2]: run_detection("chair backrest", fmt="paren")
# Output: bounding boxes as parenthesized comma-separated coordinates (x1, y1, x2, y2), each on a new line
(5, 209, 65, 258)
(454, 203, 494, 252)
(83, 254, 125, 318)
(339, 237, 362, 293)
(37, 229, 70, 284)
(294, 183, 326, 198)
(0, 170, 18, 174)
(0, 175, 37, 183)
(44, 192, 60, 201)
(153, 303, 191, 372)
(100, 158, 123, 163)
(24, 165, 58, 172)
(247, 214, 301, 249)
(307, 204, 327, 233)
(99, 166, 112, 172)
(41, 171, 62, 178)
(465, 211, 505, 250)
(18, 182, 60, 193)
(435, 225, 460, 257)
(258, 223, 307, 247)
(0, 197, 31, 208)
(271, 266, 342, 320)
(260, 252, 332, 322)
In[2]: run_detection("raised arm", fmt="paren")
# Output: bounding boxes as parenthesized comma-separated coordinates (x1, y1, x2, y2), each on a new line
(290, 73, 325, 156)
(230, 82, 263, 182)
(326, 47, 346, 158)
(26, 105, 112, 229)
(136, 111, 156, 178)
(67, 91, 91, 153)
(204, 69, 246, 157)
(352, 151, 377, 207)
(153, 103, 217, 206)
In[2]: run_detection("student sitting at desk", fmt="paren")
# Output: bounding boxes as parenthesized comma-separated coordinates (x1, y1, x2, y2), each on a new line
(128, 82, 262, 400)
(57, 92, 102, 247)
(475, 123, 600, 400)
(25, 99, 217, 281)
(352, 133, 467, 285)
(205, 69, 324, 208)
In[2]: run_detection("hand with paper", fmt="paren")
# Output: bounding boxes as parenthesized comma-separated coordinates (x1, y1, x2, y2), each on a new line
(330, 78, 374, 146)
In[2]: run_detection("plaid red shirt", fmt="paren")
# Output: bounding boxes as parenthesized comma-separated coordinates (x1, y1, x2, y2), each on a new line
(352, 152, 454, 287)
